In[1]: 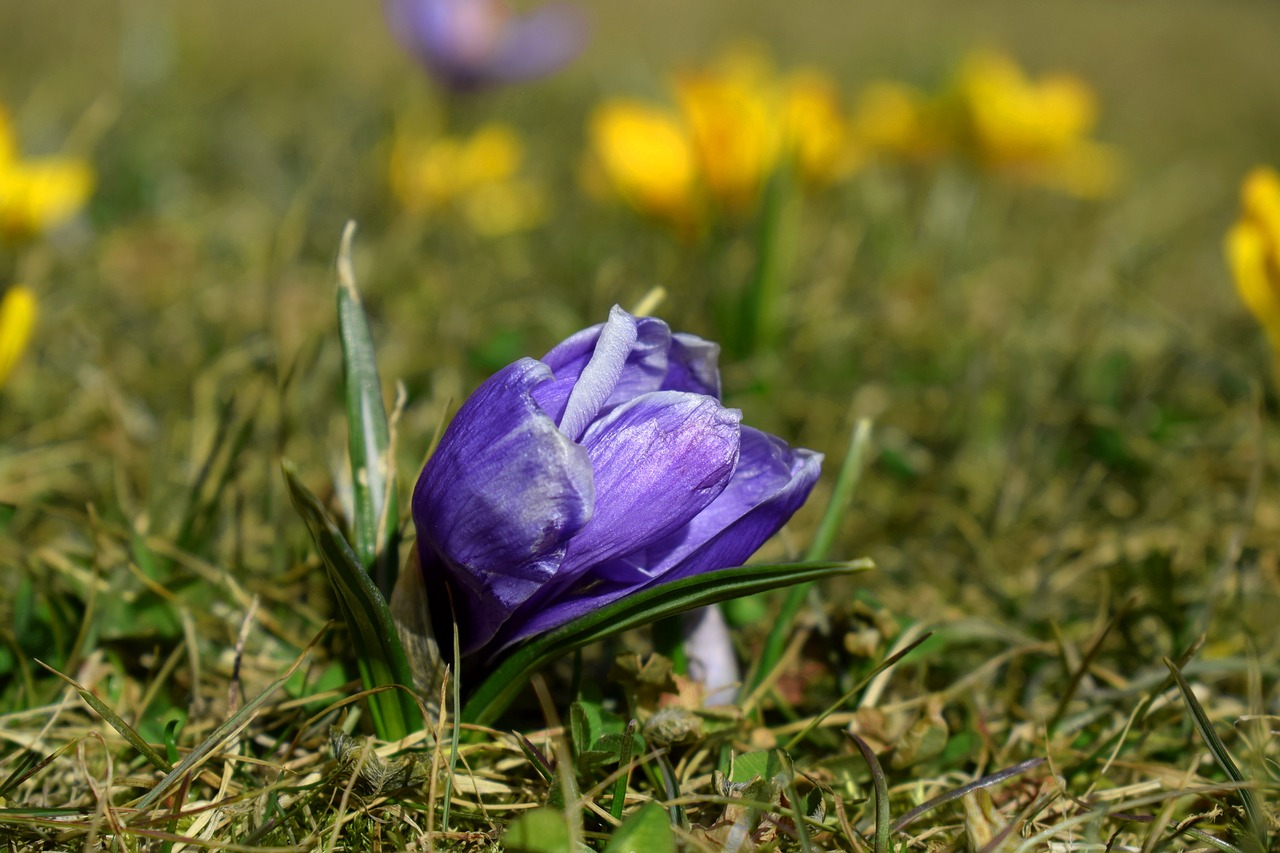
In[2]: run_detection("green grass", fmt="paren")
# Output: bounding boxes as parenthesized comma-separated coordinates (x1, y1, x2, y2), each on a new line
(3, 1, 1280, 850)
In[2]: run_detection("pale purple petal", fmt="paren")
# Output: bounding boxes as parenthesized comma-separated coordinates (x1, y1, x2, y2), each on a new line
(662, 333, 721, 398)
(556, 391, 740, 583)
(555, 305, 639, 441)
(683, 606, 740, 706)
(385, 0, 502, 87)
(384, 0, 586, 91)
(653, 431, 822, 585)
(490, 427, 820, 651)
(412, 357, 594, 653)
(533, 308, 671, 428)
(486, 2, 588, 85)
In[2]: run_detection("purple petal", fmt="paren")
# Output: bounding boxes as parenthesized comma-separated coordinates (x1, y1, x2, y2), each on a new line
(489, 392, 740, 649)
(384, 0, 586, 90)
(651, 428, 823, 585)
(412, 357, 594, 653)
(561, 391, 741, 577)
(556, 305, 638, 441)
(492, 427, 820, 650)
(486, 2, 588, 85)
(661, 332, 721, 398)
(532, 306, 671, 434)
(385, 0, 503, 88)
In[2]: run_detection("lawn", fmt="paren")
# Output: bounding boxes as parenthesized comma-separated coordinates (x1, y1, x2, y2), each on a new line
(2, 1, 1280, 850)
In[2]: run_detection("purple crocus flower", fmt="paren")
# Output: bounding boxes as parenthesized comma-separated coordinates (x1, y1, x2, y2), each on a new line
(412, 306, 822, 667)
(385, 0, 588, 91)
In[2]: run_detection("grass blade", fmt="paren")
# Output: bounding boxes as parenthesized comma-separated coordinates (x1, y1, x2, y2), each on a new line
(462, 559, 872, 727)
(37, 662, 172, 773)
(133, 624, 329, 812)
(890, 757, 1044, 833)
(847, 731, 890, 853)
(284, 460, 420, 740)
(336, 221, 399, 591)
(1163, 657, 1268, 853)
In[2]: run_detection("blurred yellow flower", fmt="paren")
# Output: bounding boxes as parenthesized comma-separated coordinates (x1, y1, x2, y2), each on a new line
(951, 50, 1120, 198)
(781, 69, 863, 186)
(1226, 166, 1280, 351)
(586, 101, 699, 229)
(585, 43, 858, 231)
(849, 50, 1120, 198)
(850, 80, 947, 163)
(0, 106, 94, 242)
(389, 122, 546, 236)
(0, 285, 37, 389)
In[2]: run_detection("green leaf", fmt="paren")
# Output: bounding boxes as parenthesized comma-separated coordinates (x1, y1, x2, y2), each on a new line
(462, 559, 871, 727)
(729, 749, 780, 785)
(502, 807, 572, 853)
(283, 461, 420, 740)
(1165, 657, 1268, 853)
(37, 661, 172, 773)
(603, 801, 674, 853)
(569, 701, 597, 756)
(336, 222, 399, 591)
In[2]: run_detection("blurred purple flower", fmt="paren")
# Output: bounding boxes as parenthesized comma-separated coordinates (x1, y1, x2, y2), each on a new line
(412, 306, 822, 665)
(385, 0, 588, 91)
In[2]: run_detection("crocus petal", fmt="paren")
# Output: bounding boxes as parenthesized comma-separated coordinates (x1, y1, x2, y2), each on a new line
(385, 0, 501, 87)
(652, 428, 822, 585)
(560, 391, 740, 577)
(490, 392, 740, 649)
(413, 357, 594, 653)
(493, 427, 819, 650)
(534, 306, 673, 437)
(555, 305, 637, 440)
(486, 2, 588, 85)
(661, 332, 721, 398)
(385, 0, 586, 90)
(683, 605, 740, 705)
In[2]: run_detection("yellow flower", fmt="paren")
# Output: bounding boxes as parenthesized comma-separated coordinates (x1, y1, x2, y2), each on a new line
(389, 122, 545, 235)
(673, 44, 782, 214)
(952, 50, 1120, 197)
(585, 43, 858, 232)
(780, 69, 862, 186)
(1226, 166, 1280, 351)
(586, 100, 699, 230)
(850, 80, 947, 163)
(0, 285, 37, 389)
(0, 107, 94, 241)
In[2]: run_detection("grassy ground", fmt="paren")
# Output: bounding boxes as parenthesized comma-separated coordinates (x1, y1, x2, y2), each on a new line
(3, 1, 1280, 850)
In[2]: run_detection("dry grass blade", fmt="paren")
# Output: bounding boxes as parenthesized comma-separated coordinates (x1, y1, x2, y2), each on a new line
(132, 623, 330, 813)
(1047, 597, 1133, 736)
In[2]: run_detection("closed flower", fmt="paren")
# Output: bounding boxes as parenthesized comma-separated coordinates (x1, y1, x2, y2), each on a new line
(0, 285, 37, 389)
(411, 306, 821, 662)
(384, 0, 587, 91)
(1226, 166, 1280, 351)
(0, 106, 93, 242)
